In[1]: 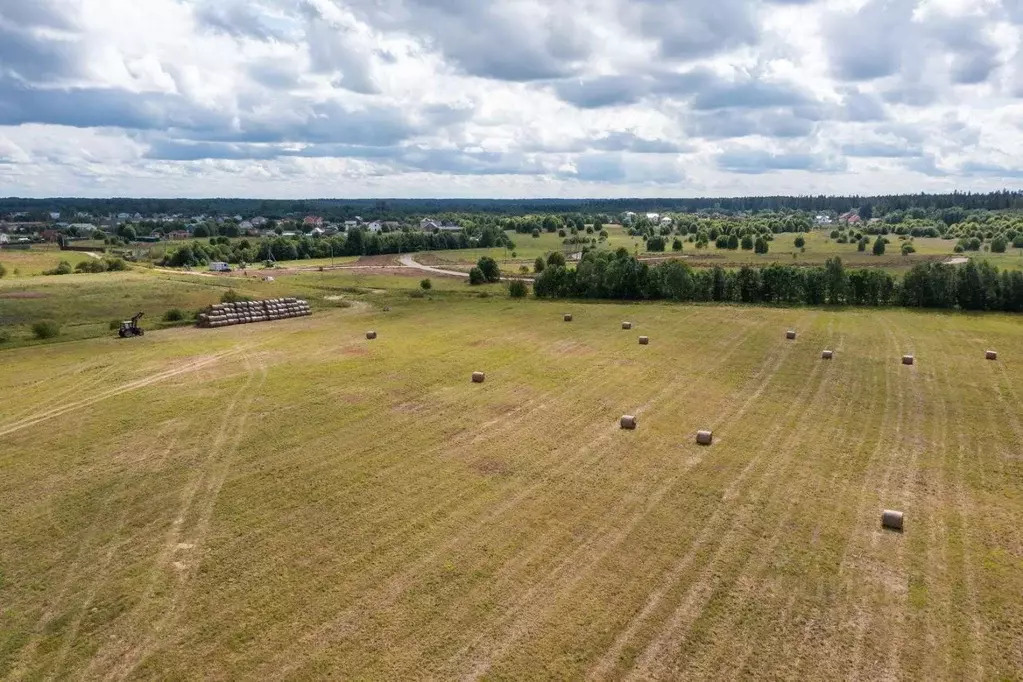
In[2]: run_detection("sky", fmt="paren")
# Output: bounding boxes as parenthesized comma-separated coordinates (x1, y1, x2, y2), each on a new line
(0, 0, 1022, 199)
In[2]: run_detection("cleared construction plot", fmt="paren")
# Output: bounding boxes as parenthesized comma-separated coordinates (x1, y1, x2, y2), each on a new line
(1, 299, 1022, 680)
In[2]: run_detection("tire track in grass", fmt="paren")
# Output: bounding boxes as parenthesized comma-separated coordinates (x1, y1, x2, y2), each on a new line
(680, 320, 865, 679)
(938, 355, 985, 681)
(210, 311, 719, 610)
(85, 354, 262, 680)
(584, 312, 816, 680)
(5, 419, 177, 680)
(444, 314, 785, 680)
(0, 349, 248, 438)
(841, 317, 914, 681)
(618, 327, 833, 681)
(1, 361, 117, 428)
(43, 425, 191, 680)
(264, 311, 775, 678)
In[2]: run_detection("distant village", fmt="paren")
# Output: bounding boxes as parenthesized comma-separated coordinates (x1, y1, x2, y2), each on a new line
(0, 210, 465, 247)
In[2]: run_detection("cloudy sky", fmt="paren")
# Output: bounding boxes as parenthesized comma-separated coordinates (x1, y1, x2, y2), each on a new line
(1, 0, 1022, 198)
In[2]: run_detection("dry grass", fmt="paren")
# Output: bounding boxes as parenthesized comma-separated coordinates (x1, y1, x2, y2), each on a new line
(1, 294, 1022, 680)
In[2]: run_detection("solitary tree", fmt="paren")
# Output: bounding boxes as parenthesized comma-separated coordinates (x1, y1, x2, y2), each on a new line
(794, 235, 805, 248)
(477, 256, 501, 282)
(873, 235, 886, 256)
(420, 278, 432, 290)
(754, 236, 769, 254)
(672, 238, 683, 252)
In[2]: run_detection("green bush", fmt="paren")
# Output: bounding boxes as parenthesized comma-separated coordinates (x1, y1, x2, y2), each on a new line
(901, 243, 916, 255)
(672, 238, 683, 252)
(0, 330, 11, 344)
(754, 236, 769, 254)
(45, 260, 73, 276)
(105, 258, 128, 271)
(163, 308, 185, 322)
(1013, 235, 1023, 249)
(32, 320, 60, 340)
(420, 278, 432, 290)
(858, 238, 867, 252)
(221, 289, 250, 303)
(468, 267, 485, 285)
(0, 262, 6, 278)
(873, 236, 886, 256)
(546, 252, 566, 268)
(740, 235, 754, 250)
(508, 280, 529, 298)
(534, 257, 545, 273)
(75, 259, 108, 273)
(477, 257, 501, 282)
(991, 236, 1008, 253)
(646, 236, 666, 252)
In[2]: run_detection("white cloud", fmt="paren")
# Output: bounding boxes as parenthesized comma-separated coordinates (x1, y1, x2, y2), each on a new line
(0, 0, 1022, 197)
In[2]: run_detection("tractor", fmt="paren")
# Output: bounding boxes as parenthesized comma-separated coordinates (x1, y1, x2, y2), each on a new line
(118, 312, 145, 338)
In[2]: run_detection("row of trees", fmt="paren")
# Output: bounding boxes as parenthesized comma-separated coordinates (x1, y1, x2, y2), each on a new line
(533, 250, 1023, 312)
(8, 190, 1023, 221)
(160, 227, 513, 267)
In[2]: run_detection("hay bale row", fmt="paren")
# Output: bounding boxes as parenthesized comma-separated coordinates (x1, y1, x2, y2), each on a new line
(199, 298, 310, 328)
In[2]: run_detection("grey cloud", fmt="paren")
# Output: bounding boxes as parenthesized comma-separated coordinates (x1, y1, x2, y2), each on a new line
(960, 161, 1023, 178)
(716, 149, 846, 174)
(881, 83, 939, 107)
(625, 0, 759, 60)
(0, 0, 76, 30)
(304, 4, 378, 94)
(554, 76, 651, 109)
(825, 0, 913, 82)
(904, 154, 948, 176)
(838, 87, 889, 122)
(590, 132, 691, 154)
(690, 79, 813, 110)
(841, 141, 922, 158)
(687, 109, 815, 139)
(0, 22, 82, 83)
(343, 0, 591, 82)
(194, 3, 284, 42)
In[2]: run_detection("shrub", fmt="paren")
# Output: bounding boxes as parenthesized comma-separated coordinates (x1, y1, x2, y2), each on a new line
(477, 256, 501, 282)
(546, 252, 566, 268)
(726, 234, 739, 250)
(646, 236, 666, 252)
(508, 280, 529, 298)
(75, 259, 108, 273)
(740, 235, 754, 250)
(873, 236, 886, 256)
(901, 243, 916, 255)
(0, 330, 10, 344)
(221, 289, 250, 303)
(45, 260, 73, 276)
(105, 258, 128, 271)
(858, 238, 867, 252)
(0, 262, 6, 278)
(1014, 235, 1023, 249)
(519, 265, 529, 274)
(32, 320, 60, 340)
(991, 236, 1008, 253)
(672, 238, 683, 252)
(468, 266, 485, 285)
(163, 308, 185, 322)
(420, 278, 432, 290)
(794, 235, 805, 248)
(534, 256, 545, 273)
(511, 251, 517, 258)
(830, 229, 841, 239)
(754, 236, 769, 254)
(558, 229, 566, 238)
(531, 229, 540, 238)
(954, 244, 964, 253)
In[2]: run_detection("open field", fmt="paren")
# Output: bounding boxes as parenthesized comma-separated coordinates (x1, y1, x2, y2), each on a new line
(424, 229, 1023, 275)
(0, 246, 96, 277)
(2, 280, 1022, 679)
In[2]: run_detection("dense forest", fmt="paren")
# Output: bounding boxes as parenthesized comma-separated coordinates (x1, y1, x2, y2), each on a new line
(4, 190, 1023, 220)
(534, 250, 1023, 312)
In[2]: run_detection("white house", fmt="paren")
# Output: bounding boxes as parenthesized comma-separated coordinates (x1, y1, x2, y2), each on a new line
(117, 213, 130, 221)
(309, 227, 326, 236)
(659, 215, 673, 225)
(239, 220, 253, 231)
(621, 211, 636, 224)
(251, 216, 268, 227)
(815, 214, 832, 225)
(0, 233, 9, 244)
(645, 213, 660, 222)
(420, 218, 439, 230)
(343, 220, 358, 229)
(49, 212, 60, 220)
(367, 221, 383, 232)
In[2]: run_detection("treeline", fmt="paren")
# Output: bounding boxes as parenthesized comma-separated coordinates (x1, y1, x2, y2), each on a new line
(5, 190, 1023, 220)
(160, 226, 513, 267)
(534, 250, 1023, 312)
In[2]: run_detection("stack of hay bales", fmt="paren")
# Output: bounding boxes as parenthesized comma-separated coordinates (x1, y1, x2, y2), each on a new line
(197, 297, 311, 328)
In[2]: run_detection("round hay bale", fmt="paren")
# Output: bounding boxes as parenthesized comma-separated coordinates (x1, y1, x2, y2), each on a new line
(822, 350, 834, 359)
(881, 509, 904, 531)
(622, 322, 632, 330)
(986, 350, 997, 360)
(472, 371, 485, 383)
(786, 330, 797, 340)
(564, 313, 573, 322)
(696, 430, 713, 445)
(638, 336, 649, 345)
(366, 331, 377, 340)
(620, 415, 637, 429)
(902, 355, 914, 365)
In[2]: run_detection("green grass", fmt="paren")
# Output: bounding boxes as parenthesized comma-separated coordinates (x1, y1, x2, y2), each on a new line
(1, 269, 1022, 679)
(0, 246, 96, 277)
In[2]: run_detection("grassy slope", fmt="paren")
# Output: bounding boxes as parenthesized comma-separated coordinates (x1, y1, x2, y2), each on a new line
(1, 280, 1021, 679)
(0, 246, 95, 277)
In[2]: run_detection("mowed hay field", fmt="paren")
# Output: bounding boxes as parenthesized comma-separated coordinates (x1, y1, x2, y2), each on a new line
(1, 298, 1023, 680)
